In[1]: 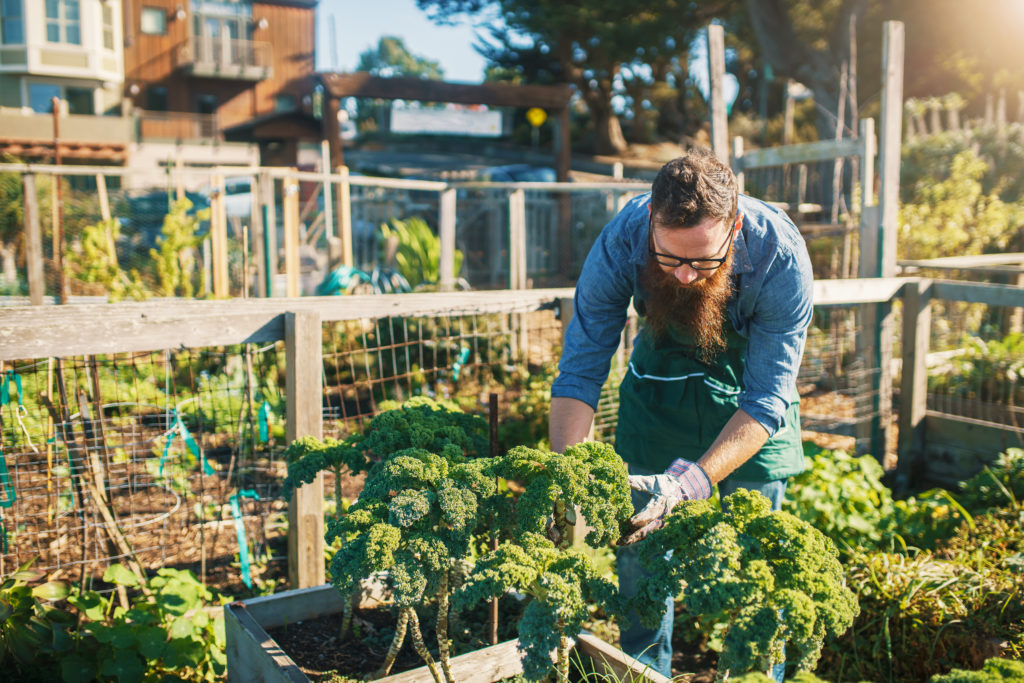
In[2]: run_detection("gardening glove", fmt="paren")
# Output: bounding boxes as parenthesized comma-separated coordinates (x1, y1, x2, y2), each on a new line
(620, 458, 712, 545)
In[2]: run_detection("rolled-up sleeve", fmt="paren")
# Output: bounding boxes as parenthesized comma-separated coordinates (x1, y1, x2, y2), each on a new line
(551, 208, 638, 410)
(738, 240, 814, 436)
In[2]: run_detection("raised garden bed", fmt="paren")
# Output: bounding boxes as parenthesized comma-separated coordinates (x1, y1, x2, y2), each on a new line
(225, 583, 669, 683)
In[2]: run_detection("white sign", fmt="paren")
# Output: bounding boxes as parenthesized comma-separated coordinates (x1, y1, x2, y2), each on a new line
(390, 106, 503, 137)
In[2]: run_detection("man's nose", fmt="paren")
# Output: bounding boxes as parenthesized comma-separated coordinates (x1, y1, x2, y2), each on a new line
(672, 265, 700, 285)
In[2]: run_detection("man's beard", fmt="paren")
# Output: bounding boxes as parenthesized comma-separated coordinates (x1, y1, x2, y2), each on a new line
(639, 251, 735, 363)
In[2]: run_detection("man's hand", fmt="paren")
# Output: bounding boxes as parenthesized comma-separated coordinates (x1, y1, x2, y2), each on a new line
(620, 459, 712, 545)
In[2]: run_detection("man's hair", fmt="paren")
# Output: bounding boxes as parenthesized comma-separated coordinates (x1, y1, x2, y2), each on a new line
(650, 149, 738, 228)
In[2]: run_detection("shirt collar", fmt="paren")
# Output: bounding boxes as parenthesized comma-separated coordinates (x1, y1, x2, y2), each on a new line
(633, 196, 754, 275)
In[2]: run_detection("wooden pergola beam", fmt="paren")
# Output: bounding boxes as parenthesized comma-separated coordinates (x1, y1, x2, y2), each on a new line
(319, 72, 571, 110)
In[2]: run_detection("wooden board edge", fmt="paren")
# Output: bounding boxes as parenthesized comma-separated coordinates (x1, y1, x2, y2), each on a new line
(575, 632, 671, 683)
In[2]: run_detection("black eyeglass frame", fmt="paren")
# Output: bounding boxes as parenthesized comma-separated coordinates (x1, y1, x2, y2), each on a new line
(647, 213, 741, 271)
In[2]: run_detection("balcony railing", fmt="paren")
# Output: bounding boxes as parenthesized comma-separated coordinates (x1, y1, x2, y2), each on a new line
(173, 36, 272, 81)
(135, 110, 220, 141)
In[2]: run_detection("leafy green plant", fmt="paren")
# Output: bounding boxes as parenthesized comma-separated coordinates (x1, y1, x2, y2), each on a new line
(379, 217, 464, 290)
(930, 657, 1024, 682)
(150, 197, 210, 298)
(67, 218, 149, 302)
(0, 560, 72, 680)
(456, 441, 631, 683)
(65, 564, 229, 683)
(958, 449, 1024, 513)
(633, 489, 859, 680)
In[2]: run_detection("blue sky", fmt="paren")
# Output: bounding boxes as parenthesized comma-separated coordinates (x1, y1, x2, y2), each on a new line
(315, 0, 489, 82)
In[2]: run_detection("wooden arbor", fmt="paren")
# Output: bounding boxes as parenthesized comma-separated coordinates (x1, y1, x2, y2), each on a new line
(317, 72, 575, 272)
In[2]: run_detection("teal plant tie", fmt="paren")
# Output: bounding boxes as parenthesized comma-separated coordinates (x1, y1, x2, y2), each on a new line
(159, 428, 174, 479)
(176, 412, 215, 476)
(257, 401, 271, 443)
(451, 346, 471, 381)
(0, 446, 15, 508)
(1, 370, 22, 407)
(229, 489, 261, 588)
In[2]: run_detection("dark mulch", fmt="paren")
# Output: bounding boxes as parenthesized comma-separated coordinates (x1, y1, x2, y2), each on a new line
(268, 599, 527, 682)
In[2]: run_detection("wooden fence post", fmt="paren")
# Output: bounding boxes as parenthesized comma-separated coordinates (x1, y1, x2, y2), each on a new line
(23, 174, 45, 305)
(283, 174, 300, 298)
(321, 140, 335, 243)
(286, 310, 325, 588)
(251, 174, 267, 298)
(211, 173, 229, 298)
(260, 171, 277, 297)
(439, 187, 456, 292)
(338, 166, 353, 268)
(707, 24, 729, 163)
(731, 136, 744, 194)
(897, 278, 931, 488)
(508, 188, 527, 290)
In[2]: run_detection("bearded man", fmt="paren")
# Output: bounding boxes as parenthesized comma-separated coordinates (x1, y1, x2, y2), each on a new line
(549, 150, 813, 680)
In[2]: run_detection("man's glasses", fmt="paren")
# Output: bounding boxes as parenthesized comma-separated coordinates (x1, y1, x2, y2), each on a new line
(648, 213, 741, 271)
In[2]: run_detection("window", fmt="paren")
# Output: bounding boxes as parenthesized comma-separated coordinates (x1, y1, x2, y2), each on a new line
(1, 0, 24, 44)
(275, 95, 296, 112)
(196, 93, 218, 115)
(140, 6, 166, 35)
(28, 83, 94, 114)
(102, 4, 114, 49)
(65, 87, 92, 114)
(45, 0, 81, 45)
(146, 86, 167, 111)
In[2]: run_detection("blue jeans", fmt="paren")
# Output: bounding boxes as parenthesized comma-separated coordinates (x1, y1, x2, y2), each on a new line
(618, 469, 789, 681)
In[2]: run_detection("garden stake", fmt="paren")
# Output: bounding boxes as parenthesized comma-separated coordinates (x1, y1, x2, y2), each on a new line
(488, 392, 500, 646)
(53, 360, 88, 593)
(87, 356, 113, 502)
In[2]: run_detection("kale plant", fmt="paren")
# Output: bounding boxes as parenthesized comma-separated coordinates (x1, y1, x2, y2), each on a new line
(633, 489, 859, 680)
(457, 442, 632, 682)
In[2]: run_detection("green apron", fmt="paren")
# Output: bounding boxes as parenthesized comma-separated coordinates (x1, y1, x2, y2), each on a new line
(615, 320, 805, 482)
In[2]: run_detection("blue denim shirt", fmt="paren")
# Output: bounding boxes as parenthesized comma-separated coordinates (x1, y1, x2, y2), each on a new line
(552, 192, 814, 438)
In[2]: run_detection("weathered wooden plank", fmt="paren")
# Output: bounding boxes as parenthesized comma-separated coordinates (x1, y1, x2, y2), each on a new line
(320, 72, 572, 109)
(878, 21, 904, 280)
(384, 640, 525, 683)
(813, 277, 906, 306)
(898, 279, 932, 483)
(286, 310, 325, 589)
(734, 138, 862, 170)
(921, 413, 1023, 486)
(242, 581, 389, 630)
(576, 632, 671, 683)
(22, 174, 45, 306)
(0, 290, 571, 361)
(707, 25, 728, 163)
(283, 176, 301, 298)
(932, 280, 1024, 308)
(899, 253, 1024, 269)
(439, 187, 457, 292)
(225, 602, 305, 683)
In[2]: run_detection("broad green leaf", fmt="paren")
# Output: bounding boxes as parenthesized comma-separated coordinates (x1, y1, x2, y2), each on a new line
(32, 580, 70, 601)
(103, 564, 140, 588)
(69, 592, 106, 621)
(100, 650, 145, 683)
(61, 654, 97, 683)
(168, 616, 196, 640)
(137, 625, 168, 660)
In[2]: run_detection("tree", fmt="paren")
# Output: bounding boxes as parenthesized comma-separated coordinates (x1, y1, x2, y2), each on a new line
(419, 0, 729, 155)
(356, 35, 445, 80)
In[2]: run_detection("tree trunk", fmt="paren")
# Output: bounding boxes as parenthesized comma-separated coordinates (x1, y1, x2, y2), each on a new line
(586, 94, 628, 155)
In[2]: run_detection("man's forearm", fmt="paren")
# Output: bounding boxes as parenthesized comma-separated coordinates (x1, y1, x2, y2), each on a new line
(549, 396, 595, 453)
(696, 409, 770, 483)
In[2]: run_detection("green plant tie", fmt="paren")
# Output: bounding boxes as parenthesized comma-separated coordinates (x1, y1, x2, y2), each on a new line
(175, 412, 216, 476)
(451, 346, 471, 381)
(0, 370, 22, 407)
(159, 427, 174, 479)
(229, 489, 261, 588)
(0, 446, 15, 508)
(258, 401, 271, 443)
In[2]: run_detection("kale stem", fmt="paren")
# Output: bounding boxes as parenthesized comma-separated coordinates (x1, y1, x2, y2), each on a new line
(374, 605, 409, 679)
(408, 606, 446, 683)
(437, 567, 455, 683)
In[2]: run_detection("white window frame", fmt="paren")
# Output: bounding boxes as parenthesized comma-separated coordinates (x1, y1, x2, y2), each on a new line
(45, 0, 82, 46)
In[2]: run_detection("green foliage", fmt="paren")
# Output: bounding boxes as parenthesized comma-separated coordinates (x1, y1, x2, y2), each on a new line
(150, 197, 210, 298)
(357, 35, 444, 79)
(456, 532, 617, 681)
(0, 560, 72, 680)
(68, 218, 149, 302)
(958, 449, 1024, 512)
(66, 565, 229, 682)
(634, 489, 859, 677)
(493, 442, 631, 549)
(379, 217, 464, 290)
(898, 148, 1024, 261)
(930, 658, 1024, 682)
(824, 515, 1024, 683)
(928, 333, 1024, 408)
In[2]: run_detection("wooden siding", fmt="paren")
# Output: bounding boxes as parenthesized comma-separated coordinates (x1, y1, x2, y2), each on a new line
(124, 0, 315, 133)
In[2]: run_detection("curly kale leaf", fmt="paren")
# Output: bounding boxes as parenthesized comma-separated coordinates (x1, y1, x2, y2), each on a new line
(360, 396, 488, 462)
(517, 599, 562, 681)
(283, 435, 367, 496)
(632, 488, 859, 676)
